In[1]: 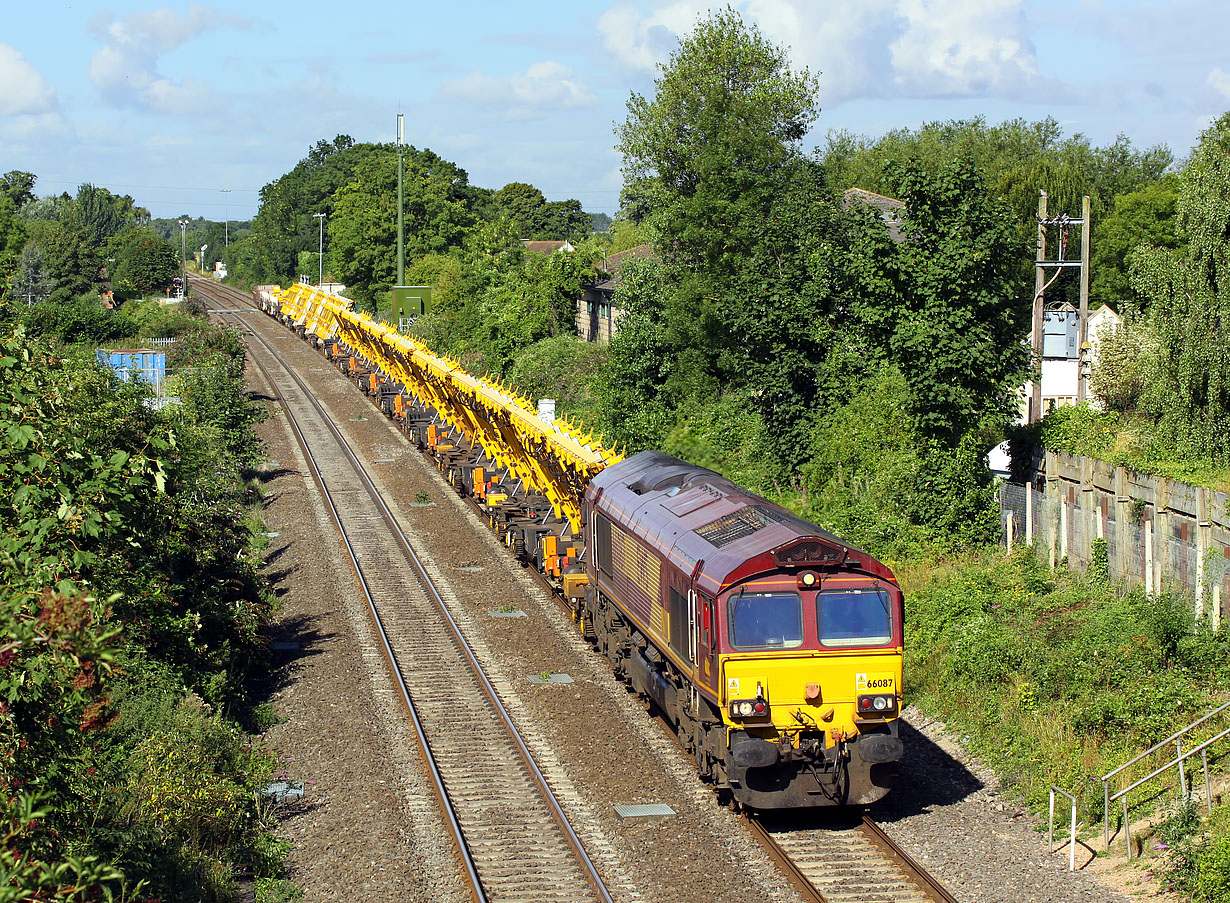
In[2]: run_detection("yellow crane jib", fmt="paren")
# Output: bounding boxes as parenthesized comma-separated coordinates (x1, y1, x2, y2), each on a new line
(271, 285, 621, 532)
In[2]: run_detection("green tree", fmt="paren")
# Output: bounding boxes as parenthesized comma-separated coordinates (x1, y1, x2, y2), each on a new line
(329, 146, 479, 307)
(540, 199, 589, 241)
(110, 230, 179, 299)
(846, 157, 1031, 442)
(0, 194, 28, 292)
(823, 117, 1174, 307)
(1091, 175, 1181, 304)
(618, 7, 819, 274)
(1, 170, 37, 208)
(493, 182, 547, 236)
(1131, 112, 1230, 458)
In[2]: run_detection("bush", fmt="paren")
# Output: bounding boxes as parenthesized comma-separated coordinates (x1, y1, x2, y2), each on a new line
(902, 549, 1230, 816)
(24, 294, 138, 344)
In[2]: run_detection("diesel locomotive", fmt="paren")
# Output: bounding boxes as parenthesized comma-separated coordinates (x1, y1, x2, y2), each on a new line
(581, 451, 903, 809)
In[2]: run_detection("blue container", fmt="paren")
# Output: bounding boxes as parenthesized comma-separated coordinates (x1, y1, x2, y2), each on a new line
(96, 349, 167, 387)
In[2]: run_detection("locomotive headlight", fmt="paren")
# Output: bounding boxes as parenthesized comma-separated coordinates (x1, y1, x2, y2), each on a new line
(797, 570, 819, 589)
(730, 699, 771, 720)
(856, 694, 897, 716)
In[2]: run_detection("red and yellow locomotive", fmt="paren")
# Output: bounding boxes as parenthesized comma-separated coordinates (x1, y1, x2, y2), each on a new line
(583, 451, 904, 809)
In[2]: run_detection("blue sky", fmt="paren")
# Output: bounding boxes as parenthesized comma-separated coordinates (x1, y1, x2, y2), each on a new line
(3, 1, 1229, 222)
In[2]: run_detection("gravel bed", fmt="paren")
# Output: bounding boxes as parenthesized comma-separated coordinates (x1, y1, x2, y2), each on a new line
(235, 309, 1143, 903)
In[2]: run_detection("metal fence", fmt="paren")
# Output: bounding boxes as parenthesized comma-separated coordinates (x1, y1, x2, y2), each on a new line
(999, 451, 1230, 625)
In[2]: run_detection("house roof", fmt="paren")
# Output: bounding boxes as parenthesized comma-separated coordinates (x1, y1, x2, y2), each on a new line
(591, 243, 656, 296)
(843, 188, 906, 242)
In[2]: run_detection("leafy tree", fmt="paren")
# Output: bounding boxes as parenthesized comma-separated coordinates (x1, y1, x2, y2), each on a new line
(1091, 174, 1181, 304)
(493, 182, 547, 236)
(823, 117, 1174, 307)
(541, 199, 590, 241)
(1, 170, 37, 208)
(31, 222, 99, 302)
(846, 157, 1031, 442)
(329, 146, 479, 307)
(1130, 112, 1230, 458)
(71, 183, 137, 248)
(248, 135, 370, 282)
(618, 7, 819, 274)
(594, 255, 677, 450)
(0, 194, 27, 291)
(14, 242, 55, 305)
(110, 229, 179, 299)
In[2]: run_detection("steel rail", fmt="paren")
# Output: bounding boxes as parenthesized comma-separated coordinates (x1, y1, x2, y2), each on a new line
(860, 815, 960, 903)
(743, 817, 828, 903)
(746, 812, 957, 903)
(198, 279, 614, 903)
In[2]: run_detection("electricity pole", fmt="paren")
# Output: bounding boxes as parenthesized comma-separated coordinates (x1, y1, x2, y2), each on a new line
(396, 113, 405, 286)
(313, 212, 326, 286)
(178, 218, 189, 297)
(220, 188, 231, 246)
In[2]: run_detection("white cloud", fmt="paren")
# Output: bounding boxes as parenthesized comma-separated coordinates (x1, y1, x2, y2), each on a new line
(596, 1, 709, 73)
(442, 61, 596, 118)
(87, 4, 247, 114)
(1209, 68, 1230, 100)
(0, 44, 58, 116)
(889, 0, 1039, 97)
(594, 1, 1042, 103)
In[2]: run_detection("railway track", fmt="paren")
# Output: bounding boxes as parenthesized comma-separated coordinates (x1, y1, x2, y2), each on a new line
(195, 280, 614, 903)
(749, 813, 959, 903)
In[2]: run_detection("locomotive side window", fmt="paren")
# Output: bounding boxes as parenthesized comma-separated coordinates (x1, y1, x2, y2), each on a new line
(668, 587, 687, 655)
(728, 592, 803, 650)
(817, 589, 891, 647)
(596, 513, 612, 577)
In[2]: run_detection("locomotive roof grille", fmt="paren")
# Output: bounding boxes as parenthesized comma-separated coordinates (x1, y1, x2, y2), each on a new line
(695, 505, 787, 548)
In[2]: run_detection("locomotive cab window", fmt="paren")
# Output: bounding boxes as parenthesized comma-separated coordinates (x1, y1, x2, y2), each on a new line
(728, 592, 803, 650)
(817, 588, 891, 647)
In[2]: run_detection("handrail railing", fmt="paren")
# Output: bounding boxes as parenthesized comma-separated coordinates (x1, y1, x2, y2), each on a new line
(1049, 786, 1079, 870)
(1100, 700, 1230, 856)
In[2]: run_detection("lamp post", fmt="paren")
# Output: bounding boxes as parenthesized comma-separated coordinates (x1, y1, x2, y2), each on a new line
(178, 218, 189, 295)
(201, 244, 209, 275)
(220, 189, 231, 246)
(312, 212, 326, 287)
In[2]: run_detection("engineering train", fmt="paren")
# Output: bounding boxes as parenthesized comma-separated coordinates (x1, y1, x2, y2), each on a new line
(260, 286, 905, 810)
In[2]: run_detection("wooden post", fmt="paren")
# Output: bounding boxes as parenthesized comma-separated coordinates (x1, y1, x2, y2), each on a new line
(1030, 192, 1048, 422)
(1145, 518, 1154, 596)
(1026, 482, 1034, 545)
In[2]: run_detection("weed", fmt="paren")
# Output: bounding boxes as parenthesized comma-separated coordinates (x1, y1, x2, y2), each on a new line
(255, 878, 303, 903)
(252, 703, 281, 732)
(414, 490, 430, 504)
(538, 670, 552, 681)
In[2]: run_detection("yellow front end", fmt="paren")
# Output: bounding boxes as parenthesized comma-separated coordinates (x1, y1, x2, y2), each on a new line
(718, 649, 904, 808)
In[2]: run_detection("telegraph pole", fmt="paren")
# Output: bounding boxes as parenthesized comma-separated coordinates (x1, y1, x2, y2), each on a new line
(178, 218, 189, 298)
(1030, 192, 1047, 423)
(1029, 192, 1092, 420)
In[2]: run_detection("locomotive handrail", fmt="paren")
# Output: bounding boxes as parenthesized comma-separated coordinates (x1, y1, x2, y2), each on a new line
(273, 284, 621, 531)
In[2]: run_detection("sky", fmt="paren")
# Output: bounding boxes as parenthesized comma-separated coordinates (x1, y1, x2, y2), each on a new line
(3, 0, 1229, 223)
